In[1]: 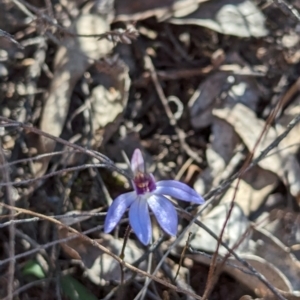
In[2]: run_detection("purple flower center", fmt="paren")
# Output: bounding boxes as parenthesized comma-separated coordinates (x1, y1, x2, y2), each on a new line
(133, 172, 156, 195)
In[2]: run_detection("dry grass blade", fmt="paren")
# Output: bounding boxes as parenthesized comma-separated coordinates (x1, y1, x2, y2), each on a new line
(201, 92, 299, 299)
(2, 0, 300, 298)
(0, 29, 22, 47)
(0, 144, 15, 300)
(144, 55, 202, 163)
(0, 203, 203, 300)
(0, 117, 130, 179)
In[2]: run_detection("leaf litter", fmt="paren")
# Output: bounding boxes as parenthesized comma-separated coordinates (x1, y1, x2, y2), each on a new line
(1, 0, 300, 299)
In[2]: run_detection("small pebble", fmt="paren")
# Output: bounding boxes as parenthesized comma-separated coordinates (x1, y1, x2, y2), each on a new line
(0, 49, 8, 60)
(16, 168, 24, 176)
(2, 107, 10, 118)
(282, 32, 299, 48)
(14, 51, 24, 60)
(3, 135, 11, 142)
(0, 63, 8, 77)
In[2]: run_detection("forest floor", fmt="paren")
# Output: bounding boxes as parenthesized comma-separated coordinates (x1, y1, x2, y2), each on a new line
(1, 0, 300, 299)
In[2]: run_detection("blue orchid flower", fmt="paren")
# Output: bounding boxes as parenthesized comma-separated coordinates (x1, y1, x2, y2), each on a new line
(104, 149, 205, 245)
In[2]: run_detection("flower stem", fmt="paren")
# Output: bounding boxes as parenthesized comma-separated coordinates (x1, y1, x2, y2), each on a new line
(119, 225, 132, 284)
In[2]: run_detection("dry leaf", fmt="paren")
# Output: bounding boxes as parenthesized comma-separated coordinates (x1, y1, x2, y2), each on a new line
(58, 226, 103, 268)
(114, 0, 208, 22)
(58, 209, 104, 267)
(189, 53, 260, 129)
(34, 10, 114, 176)
(58, 221, 147, 284)
(194, 118, 241, 195)
(225, 255, 292, 295)
(90, 59, 130, 146)
(169, 0, 268, 37)
(277, 97, 300, 149)
(252, 227, 300, 291)
(214, 103, 300, 198)
(221, 166, 278, 216)
(84, 234, 147, 285)
(190, 253, 292, 296)
(262, 209, 300, 255)
(188, 72, 228, 129)
(188, 202, 251, 255)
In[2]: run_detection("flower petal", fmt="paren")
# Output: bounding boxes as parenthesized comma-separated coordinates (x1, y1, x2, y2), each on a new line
(104, 191, 136, 233)
(155, 180, 205, 204)
(148, 195, 178, 236)
(129, 197, 151, 245)
(131, 149, 145, 175)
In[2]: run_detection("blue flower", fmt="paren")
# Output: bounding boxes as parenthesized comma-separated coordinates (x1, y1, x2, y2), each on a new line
(104, 149, 205, 245)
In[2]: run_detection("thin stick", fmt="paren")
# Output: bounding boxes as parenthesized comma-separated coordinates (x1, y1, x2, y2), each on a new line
(0, 117, 130, 179)
(0, 150, 80, 169)
(174, 232, 192, 281)
(119, 225, 132, 284)
(0, 163, 106, 186)
(144, 55, 202, 163)
(0, 203, 202, 300)
(202, 87, 290, 299)
(0, 144, 15, 300)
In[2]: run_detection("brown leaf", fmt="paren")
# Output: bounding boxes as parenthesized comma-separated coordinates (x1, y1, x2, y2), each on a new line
(114, 0, 207, 22)
(214, 103, 300, 198)
(34, 10, 114, 177)
(221, 166, 278, 216)
(189, 52, 260, 129)
(190, 253, 292, 296)
(84, 234, 147, 285)
(188, 72, 228, 129)
(188, 202, 251, 254)
(193, 118, 241, 195)
(89, 59, 130, 146)
(58, 226, 102, 268)
(252, 227, 300, 291)
(169, 0, 268, 37)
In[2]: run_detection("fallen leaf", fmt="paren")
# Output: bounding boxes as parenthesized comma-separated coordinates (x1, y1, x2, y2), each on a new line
(90, 59, 130, 146)
(189, 53, 260, 129)
(262, 208, 300, 255)
(214, 103, 300, 198)
(225, 255, 292, 295)
(221, 166, 278, 216)
(194, 118, 241, 195)
(34, 9, 114, 176)
(58, 226, 102, 268)
(190, 253, 292, 296)
(188, 202, 251, 255)
(188, 72, 228, 129)
(169, 0, 268, 37)
(58, 221, 147, 284)
(114, 0, 208, 22)
(252, 227, 300, 291)
(277, 98, 300, 153)
(84, 234, 147, 285)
